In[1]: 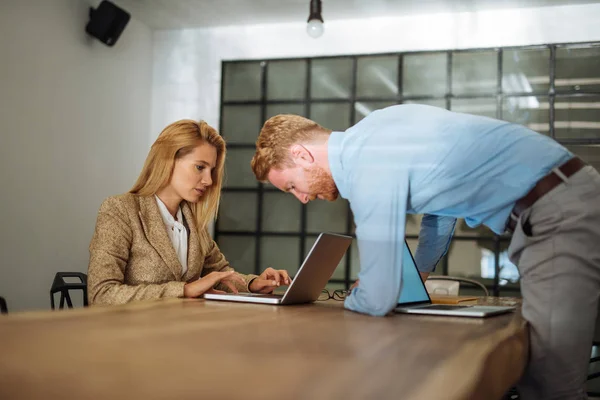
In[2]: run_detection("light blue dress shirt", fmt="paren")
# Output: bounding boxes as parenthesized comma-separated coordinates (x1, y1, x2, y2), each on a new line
(330, 105, 572, 316)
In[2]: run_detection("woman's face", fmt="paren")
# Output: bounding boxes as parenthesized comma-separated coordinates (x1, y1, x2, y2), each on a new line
(168, 142, 218, 204)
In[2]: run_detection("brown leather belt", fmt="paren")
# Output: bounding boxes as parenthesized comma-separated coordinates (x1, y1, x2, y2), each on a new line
(506, 157, 587, 233)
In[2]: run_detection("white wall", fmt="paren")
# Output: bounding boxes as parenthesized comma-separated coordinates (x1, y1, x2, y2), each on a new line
(0, 0, 153, 311)
(151, 3, 600, 137)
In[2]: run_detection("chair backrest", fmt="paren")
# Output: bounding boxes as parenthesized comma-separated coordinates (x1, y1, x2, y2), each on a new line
(425, 276, 489, 297)
(50, 272, 88, 309)
(595, 306, 600, 344)
(0, 296, 7, 314)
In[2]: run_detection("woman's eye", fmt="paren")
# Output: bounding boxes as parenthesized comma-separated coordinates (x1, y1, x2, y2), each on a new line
(195, 165, 204, 171)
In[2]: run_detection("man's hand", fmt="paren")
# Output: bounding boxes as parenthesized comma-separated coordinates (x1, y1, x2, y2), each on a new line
(350, 279, 359, 290)
(250, 267, 291, 294)
(184, 270, 246, 298)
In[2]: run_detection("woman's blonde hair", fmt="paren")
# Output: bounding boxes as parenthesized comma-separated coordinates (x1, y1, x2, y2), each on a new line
(130, 120, 226, 247)
(251, 114, 330, 182)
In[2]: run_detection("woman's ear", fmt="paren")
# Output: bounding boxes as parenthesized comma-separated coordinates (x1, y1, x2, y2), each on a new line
(290, 144, 314, 167)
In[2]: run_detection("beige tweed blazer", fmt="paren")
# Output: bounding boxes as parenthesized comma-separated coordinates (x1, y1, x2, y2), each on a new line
(87, 193, 257, 305)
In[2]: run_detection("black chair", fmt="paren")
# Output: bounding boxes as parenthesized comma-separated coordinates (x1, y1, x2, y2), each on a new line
(588, 308, 600, 397)
(503, 387, 519, 400)
(50, 272, 88, 309)
(0, 296, 7, 314)
(589, 347, 600, 397)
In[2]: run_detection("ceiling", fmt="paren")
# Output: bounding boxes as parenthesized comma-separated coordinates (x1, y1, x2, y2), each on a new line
(112, 0, 600, 30)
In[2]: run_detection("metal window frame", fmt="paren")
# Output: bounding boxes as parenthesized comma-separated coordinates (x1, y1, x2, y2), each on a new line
(217, 41, 600, 297)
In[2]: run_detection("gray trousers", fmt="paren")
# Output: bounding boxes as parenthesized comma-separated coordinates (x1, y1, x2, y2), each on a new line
(508, 165, 600, 399)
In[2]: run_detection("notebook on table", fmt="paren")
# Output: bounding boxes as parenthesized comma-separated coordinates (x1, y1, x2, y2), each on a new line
(430, 294, 479, 304)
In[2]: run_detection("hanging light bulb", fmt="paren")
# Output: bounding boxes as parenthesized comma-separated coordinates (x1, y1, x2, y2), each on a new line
(306, 0, 324, 39)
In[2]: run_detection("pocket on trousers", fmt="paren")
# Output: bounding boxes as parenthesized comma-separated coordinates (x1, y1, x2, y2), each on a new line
(520, 198, 563, 239)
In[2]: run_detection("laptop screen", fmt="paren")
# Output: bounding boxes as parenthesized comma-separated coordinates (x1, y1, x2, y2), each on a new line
(397, 241, 431, 305)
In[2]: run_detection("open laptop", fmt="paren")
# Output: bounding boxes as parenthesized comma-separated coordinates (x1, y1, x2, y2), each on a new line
(203, 232, 352, 305)
(394, 241, 515, 318)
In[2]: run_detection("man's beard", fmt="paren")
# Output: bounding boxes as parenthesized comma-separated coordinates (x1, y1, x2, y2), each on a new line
(305, 166, 339, 201)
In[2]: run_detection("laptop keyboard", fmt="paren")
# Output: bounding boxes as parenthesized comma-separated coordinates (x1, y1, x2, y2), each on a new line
(422, 305, 473, 310)
(232, 293, 283, 299)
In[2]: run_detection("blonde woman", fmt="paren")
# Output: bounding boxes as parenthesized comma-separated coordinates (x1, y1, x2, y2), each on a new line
(88, 120, 290, 305)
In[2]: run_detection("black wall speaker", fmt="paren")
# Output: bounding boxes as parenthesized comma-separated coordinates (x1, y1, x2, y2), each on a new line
(86, 1, 131, 47)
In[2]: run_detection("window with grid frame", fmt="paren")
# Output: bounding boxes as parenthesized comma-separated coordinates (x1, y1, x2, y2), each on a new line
(216, 42, 600, 297)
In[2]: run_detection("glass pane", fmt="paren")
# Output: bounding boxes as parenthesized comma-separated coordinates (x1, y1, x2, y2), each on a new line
(406, 239, 446, 277)
(404, 99, 447, 109)
(446, 240, 519, 295)
(356, 56, 398, 98)
(224, 149, 258, 188)
(266, 104, 306, 120)
(311, 58, 353, 99)
(406, 214, 423, 236)
(452, 51, 497, 95)
(502, 48, 550, 94)
(217, 235, 256, 275)
(306, 198, 349, 234)
(446, 240, 486, 279)
(310, 102, 351, 131)
(325, 282, 347, 291)
(306, 236, 347, 280)
(406, 239, 418, 258)
(354, 101, 397, 123)
(218, 192, 257, 231)
(565, 145, 600, 171)
(481, 248, 520, 284)
(352, 239, 429, 280)
(455, 219, 495, 237)
(352, 221, 497, 278)
(502, 96, 550, 134)
(262, 192, 301, 232)
(221, 105, 261, 144)
(223, 62, 261, 101)
(261, 237, 301, 275)
(403, 53, 447, 97)
(350, 240, 360, 280)
(267, 60, 307, 100)
(450, 98, 497, 119)
(554, 96, 600, 139)
(556, 46, 600, 93)
(350, 240, 360, 283)
(407, 239, 449, 277)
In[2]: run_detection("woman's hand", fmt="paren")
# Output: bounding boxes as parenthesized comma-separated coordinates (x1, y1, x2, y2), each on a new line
(249, 267, 291, 294)
(184, 270, 246, 298)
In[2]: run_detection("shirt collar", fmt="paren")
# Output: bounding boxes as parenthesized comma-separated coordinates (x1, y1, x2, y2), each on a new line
(327, 131, 348, 199)
(154, 195, 183, 227)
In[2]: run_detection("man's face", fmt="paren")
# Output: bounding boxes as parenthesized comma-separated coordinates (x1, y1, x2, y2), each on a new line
(268, 165, 339, 204)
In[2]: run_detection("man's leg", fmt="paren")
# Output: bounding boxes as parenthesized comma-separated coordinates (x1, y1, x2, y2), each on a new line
(508, 166, 600, 399)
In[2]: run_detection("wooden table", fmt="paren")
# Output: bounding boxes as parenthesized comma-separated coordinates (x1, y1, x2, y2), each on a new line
(0, 297, 527, 400)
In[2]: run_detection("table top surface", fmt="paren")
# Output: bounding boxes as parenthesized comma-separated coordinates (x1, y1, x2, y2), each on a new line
(0, 297, 527, 400)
